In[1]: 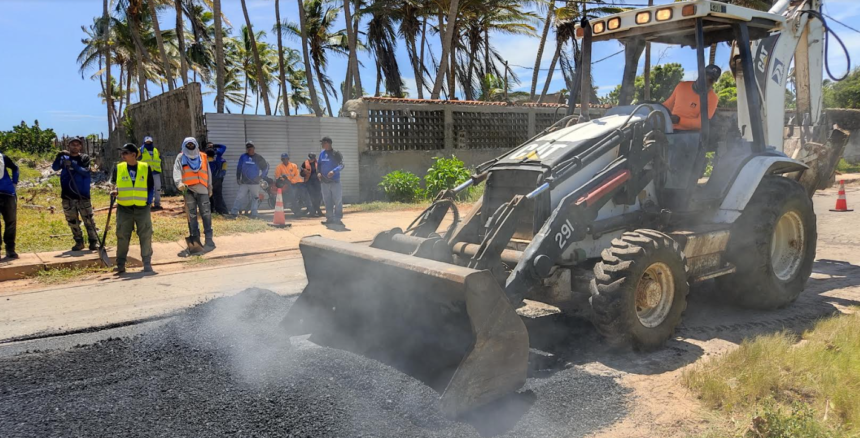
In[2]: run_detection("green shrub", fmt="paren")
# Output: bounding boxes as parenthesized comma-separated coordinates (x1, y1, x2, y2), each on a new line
(379, 170, 423, 202)
(746, 400, 835, 438)
(425, 155, 471, 198)
(0, 120, 57, 155)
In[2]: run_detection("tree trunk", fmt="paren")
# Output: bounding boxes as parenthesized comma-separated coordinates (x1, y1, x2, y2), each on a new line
(351, 1, 363, 95)
(149, 0, 174, 92)
(214, 0, 225, 112)
(275, 0, 290, 116)
(531, 5, 554, 101)
(375, 64, 382, 96)
(103, 0, 114, 132)
(709, 43, 717, 65)
(409, 36, 423, 99)
(117, 63, 125, 119)
(241, 0, 272, 115)
(316, 63, 334, 117)
(242, 76, 249, 114)
(447, 22, 457, 99)
(129, 6, 148, 103)
(430, 0, 460, 99)
(297, 0, 323, 116)
(465, 35, 477, 101)
(275, 83, 282, 115)
(418, 16, 427, 98)
(618, 40, 645, 106)
(539, 44, 561, 103)
(175, 0, 189, 86)
(343, 0, 358, 105)
(126, 67, 133, 108)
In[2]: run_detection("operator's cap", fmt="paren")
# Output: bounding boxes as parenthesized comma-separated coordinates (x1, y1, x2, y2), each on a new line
(67, 136, 84, 146)
(320, 136, 332, 144)
(281, 152, 290, 160)
(119, 143, 139, 155)
(308, 153, 316, 160)
(245, 141, 255, 148)
(144, 135, 153, 143)
(705, 64, 722, 81)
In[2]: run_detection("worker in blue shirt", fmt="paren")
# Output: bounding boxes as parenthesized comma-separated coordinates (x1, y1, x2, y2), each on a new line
(52, 137, 99, 251)
(205, 142, 229, 214)
(230, 141, 268, 219)
(0, 149, 19, 259)
(318, 136, 345, 227)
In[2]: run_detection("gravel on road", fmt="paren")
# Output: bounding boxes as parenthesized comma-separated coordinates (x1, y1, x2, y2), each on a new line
(0, 288, 628, 437)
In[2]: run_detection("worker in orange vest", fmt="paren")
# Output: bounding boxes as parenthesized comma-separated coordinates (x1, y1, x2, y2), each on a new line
(173, 137, 215, 253)
(275, 153, 305, 216)
(663, 64, 720, 131)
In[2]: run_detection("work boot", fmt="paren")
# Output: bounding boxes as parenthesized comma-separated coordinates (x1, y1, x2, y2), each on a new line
(151, 205, 163, 212)
(71, 240, 85, 251)
(142, 258, 154, 273)
(5, 252, 18, 260)
(89, 240, 99, 251)
(114, 264, 126, 274)
(203, 239, 216, 253)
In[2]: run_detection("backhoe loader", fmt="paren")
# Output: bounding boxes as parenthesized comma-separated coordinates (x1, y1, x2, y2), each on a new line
(282, 0, 850, 417)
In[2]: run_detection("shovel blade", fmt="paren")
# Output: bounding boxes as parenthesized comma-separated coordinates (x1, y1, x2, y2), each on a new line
(185, 236, 205, 254)
(282, 236, 529, 417)
(98, 247, 113, 268)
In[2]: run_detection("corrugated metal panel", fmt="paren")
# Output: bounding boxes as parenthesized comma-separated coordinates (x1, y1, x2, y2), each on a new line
(205, 114, 359, 207)
(204, 113, 246, 207)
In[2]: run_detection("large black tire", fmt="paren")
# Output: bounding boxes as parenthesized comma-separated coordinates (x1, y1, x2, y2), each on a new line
(589, 230, 689, 351)
(716, 175, 816, 309)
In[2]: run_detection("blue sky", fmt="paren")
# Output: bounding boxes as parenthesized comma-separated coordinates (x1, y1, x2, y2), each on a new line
(1, 0, 858, 138)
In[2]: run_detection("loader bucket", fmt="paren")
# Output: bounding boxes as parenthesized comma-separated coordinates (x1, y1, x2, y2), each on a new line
(282, 236, 529, 417)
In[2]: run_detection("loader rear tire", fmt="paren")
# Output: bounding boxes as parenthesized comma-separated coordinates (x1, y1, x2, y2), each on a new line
(589, 230, 689, 351)
(716, 176, 816, 309)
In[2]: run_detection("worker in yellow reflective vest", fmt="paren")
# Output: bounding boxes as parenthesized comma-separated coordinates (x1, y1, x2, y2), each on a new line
(110, 143, 155, 274)
(139, 135, 163, 211)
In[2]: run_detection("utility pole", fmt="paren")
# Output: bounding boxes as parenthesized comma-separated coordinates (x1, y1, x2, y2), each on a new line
(504, 61, 509, 100)
(643, 0, 653, 101)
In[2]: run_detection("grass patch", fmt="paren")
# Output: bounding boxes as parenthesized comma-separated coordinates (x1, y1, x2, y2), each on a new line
(15, 187, 269, 253)
(836, 158, 860, 174)
(347, 200, 427, 212)
(31, 265, 113, 285)
(684, 311, 860, 437)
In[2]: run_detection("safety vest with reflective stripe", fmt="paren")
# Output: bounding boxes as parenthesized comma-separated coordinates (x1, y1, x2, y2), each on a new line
(139, 147, 162, 173)
(302, 160, 316, 182)
(181, 152, 210, 188)
(116, 162, 150, 207)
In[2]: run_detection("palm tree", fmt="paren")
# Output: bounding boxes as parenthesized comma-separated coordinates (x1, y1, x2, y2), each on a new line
(296, 0, 323, 116)
(342, 0, 361, 105)
(364, 3, 403, 97)
(117, 0, 152, 102)
(212, 0, 225, 112)
(530, 1, 553, 101)
(175, 0, 189, 85)
(274, 0, 290, 116)
(285, 0, 349, 116)
(103, 0, 114, 132)
(240, 0, 272, 115)
(431, 0, 460, 99)
(149, 0, 175, 91)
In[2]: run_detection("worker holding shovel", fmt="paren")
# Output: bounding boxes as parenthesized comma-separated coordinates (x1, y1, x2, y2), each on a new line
(110, 144, 154, 274)
(173, 137, 215, 256)
(52, 137, 99, 252)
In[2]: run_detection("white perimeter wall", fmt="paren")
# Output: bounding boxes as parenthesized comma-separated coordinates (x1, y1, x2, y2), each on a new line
(204, 114, 360, 206)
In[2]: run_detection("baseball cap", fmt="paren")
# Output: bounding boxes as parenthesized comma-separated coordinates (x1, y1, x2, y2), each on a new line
(119, 143, 139, 155)
(245, 141, 255, 148)
(144, 135, 153, 143)
(281, 153, 290, 160)
(68, 136, 84, 146)
(320, 136, 332, 144)
(308, 153, 316, 160)
(705, 64, 722, 81)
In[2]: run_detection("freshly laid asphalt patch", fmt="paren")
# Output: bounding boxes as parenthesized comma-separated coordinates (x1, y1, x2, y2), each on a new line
(0, 288, 628, 437)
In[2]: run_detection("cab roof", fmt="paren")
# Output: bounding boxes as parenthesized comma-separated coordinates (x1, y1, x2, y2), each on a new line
(575, 0, 784, 47)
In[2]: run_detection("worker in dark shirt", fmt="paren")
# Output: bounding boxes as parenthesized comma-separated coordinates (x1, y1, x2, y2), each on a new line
(0, 149, 19, 259)
(110, 143, 155, 274)
(52, 137, 99, 251)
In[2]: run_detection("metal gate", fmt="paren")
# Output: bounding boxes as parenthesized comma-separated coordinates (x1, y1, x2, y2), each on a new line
(204, 114, 360, 206)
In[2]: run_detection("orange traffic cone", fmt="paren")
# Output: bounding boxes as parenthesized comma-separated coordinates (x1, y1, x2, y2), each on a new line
(830, 180, 853, 212)
(269, 188, 291, 228)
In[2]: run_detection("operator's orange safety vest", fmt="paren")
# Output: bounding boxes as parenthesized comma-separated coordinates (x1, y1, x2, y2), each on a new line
(181, 152, 210, 188)
(302, 159, 316, 182)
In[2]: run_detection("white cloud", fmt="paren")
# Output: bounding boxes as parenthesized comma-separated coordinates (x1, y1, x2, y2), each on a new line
(47, 111, 104, 121)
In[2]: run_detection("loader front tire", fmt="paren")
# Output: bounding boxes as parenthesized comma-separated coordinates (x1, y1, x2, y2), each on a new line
(589, 230, 689, 351)
(717, 176, 816, 309)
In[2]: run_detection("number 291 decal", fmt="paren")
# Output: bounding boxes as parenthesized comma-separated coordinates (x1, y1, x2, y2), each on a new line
(554, 219, 575, 250)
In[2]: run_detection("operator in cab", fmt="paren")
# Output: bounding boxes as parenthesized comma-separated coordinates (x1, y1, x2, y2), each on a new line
(663, 64, 721, 131)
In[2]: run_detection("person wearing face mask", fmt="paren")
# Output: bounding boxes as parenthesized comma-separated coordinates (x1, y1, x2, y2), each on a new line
(173, 137, 215, 253)
(139, 135, 164, 211)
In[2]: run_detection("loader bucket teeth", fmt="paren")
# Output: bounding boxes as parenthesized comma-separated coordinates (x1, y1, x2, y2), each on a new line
(281, 236, 529, 417)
